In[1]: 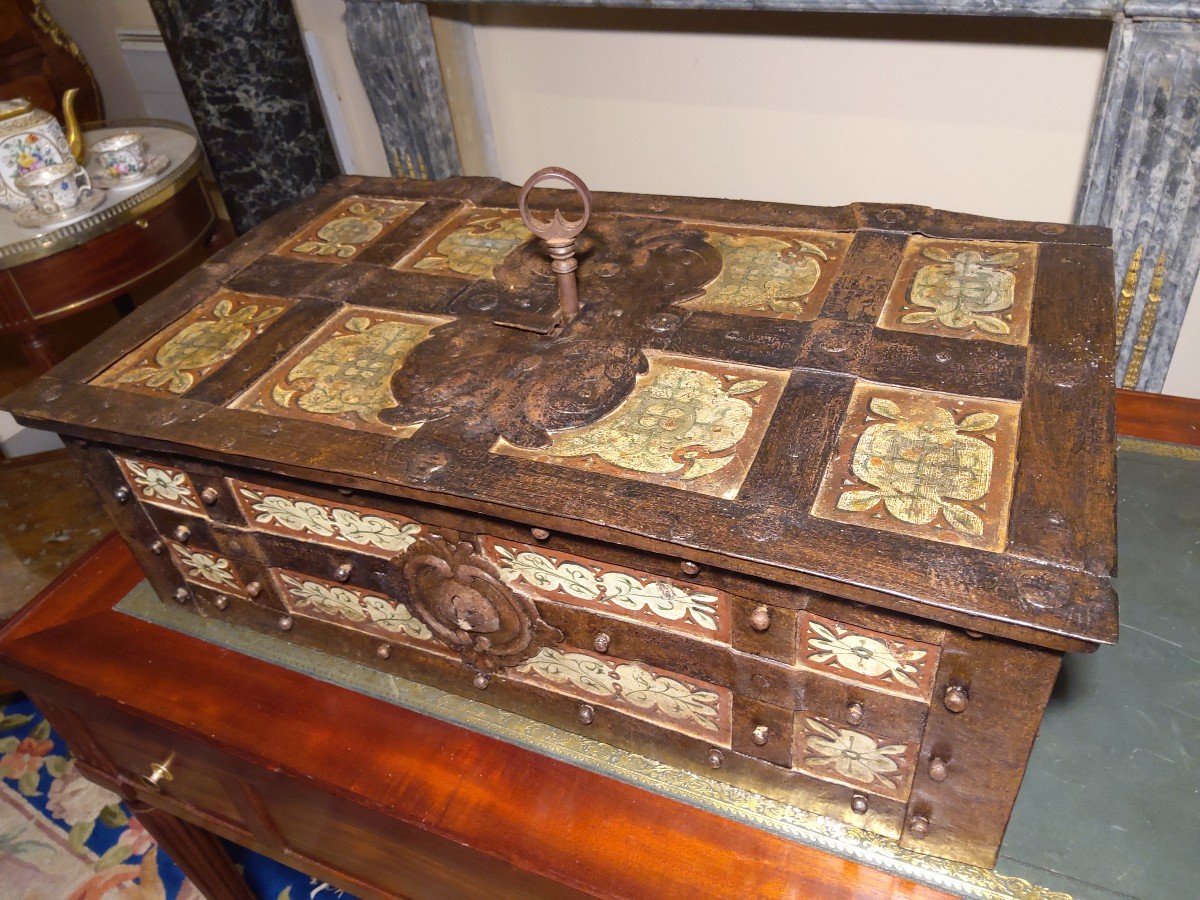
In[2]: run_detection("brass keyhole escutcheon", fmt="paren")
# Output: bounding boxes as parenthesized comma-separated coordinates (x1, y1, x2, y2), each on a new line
(141, 752, 176, 792)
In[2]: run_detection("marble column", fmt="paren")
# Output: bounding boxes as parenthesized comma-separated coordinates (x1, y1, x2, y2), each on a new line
(342, 0, 461, 180)
(147, 0, 339, 233)
(1076, 14, 1200, 391)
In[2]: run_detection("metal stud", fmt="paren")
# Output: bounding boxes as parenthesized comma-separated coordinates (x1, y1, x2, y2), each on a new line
(851, 794, 869, 815)
(845, 701, 865, 726)
(909, 815, 930, 837)
(593, 632, 610, 653)
(929, 756, 949, 782)
(473, 672, 491, 690)
(944, 684, 970, 714)
(707, 749, 723, 769)
(200, 487, 219, 506)
(278, 615, 293, 631)
(214, 595, 229, 611)
(150, 540, 165, 555)
(173, 587, 189, 604)
(172, 525, 190, 543)
(377, 643, 392, 660)
(334, 563, 353, 582)
(530, 527, 550, 542)
(114, 485, 131, 504)
(751, 725, 769, 746)
(246, 581, 262, 598)
(749, 605, 771, 633)
(679, 560, 700, 576)
(578, 704, 595, 725)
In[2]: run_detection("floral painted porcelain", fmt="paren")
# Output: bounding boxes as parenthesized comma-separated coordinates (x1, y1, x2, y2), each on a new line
(0, 92, 84, 211)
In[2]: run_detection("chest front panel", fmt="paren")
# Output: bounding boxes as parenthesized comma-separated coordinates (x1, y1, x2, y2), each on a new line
(73, 439, 1065, 865)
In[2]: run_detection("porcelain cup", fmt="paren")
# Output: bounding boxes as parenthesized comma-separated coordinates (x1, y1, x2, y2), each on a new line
(14, 160, 90, 215)
(91, 131, 148, 181)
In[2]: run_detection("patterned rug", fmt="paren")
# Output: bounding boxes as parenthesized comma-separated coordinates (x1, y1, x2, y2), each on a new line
(0, 696, 354, 899)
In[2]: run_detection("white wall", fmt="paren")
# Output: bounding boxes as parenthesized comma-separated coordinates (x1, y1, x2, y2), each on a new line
(1164, 280, 1200, 397)
(292, 0, 391, 175)
(43, 0, 156, 120)
(470, 9, 1108, 223)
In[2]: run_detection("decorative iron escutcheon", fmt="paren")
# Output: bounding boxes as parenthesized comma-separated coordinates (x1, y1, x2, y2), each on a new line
(399, 533, 562, 672)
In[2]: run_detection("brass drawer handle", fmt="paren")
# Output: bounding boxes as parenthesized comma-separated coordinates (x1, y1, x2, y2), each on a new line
(134, 218, 149, 229)
(141, 752, 176, 792)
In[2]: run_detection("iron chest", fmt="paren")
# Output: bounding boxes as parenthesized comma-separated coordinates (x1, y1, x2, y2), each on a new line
(4, 170, 1118, 869)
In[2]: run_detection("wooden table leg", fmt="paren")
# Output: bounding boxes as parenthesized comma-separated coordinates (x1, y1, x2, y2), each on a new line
(17, 326, 58, 371)
(129, 803, 255, 900)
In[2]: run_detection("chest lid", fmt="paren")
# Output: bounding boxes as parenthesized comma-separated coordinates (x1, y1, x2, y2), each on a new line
(3, 170, 1118, 652)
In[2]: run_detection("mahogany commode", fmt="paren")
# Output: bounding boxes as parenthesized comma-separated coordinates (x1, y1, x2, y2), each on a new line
(2, 170, 1118, 869)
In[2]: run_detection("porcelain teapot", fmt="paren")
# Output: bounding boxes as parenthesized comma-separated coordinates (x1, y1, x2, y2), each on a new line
(0, 88, 84, 211)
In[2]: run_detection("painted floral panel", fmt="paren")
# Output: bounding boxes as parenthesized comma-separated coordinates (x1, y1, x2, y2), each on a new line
(167, 542, 247, 597)
(397, 207, 531, 279)
(93, 290, 291, 396)
(799, 612, 939, 701)
(493, 351, 788, 499)
(510, 645, 732, 744)
(232, 481, 422, 558)
(274, 196, 423, 262)
(680, 226, 850, 321)
(811, 381, 1021, 552)
(480, 535, 729, 641)
(269, 568, 447, 653)
(114, 456, 206, 517)
(793, 715, 918, 801)
(877, 237, 1037, 346)
(230, 306, 452, 437)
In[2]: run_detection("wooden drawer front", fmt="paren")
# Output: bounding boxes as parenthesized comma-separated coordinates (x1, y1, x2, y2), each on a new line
(791, 713, 920, 802)
(230, 479, 424, 557)
(800, 670, 929, 745)
(257, 770, 586, 899)
(479, 535, 731, 644)
(16, 175, 214, 320)
(797, 611, 940, 702)
(505, 643, 733, 745)
(266, 565, 452, 658)
(730, 594, 797, 663)
(167, 539, 254, 598)
(116, 454, 209, 517)
(83, 716, 246, 829)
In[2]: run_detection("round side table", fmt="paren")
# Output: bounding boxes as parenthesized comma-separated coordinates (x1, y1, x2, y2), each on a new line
(0, 119, 230, 370)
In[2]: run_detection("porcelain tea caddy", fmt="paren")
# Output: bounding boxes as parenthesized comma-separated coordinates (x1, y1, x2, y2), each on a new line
(0, 88, 85, 211)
